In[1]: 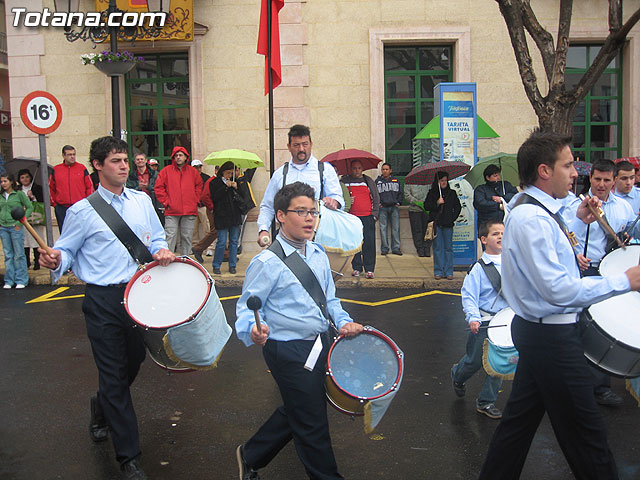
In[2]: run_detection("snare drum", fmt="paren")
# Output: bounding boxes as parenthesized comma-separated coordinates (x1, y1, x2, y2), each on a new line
(580, 291, 640, 378)
(598, 244, 640, 276)
(483, 308, 519, 379)
(314, 202, 363, 280)
(325, 327, 403, 416)
(124, 257, 232, 372)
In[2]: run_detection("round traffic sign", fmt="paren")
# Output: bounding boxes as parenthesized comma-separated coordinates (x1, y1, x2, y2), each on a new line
(20, 91, 63, 135)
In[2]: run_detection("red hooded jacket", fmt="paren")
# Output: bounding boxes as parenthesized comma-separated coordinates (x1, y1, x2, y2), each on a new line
(154, 146, 203, 216)
(48, 161, 94, 207)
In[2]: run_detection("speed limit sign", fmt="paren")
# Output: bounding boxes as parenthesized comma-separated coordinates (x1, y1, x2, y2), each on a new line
(20, 91, 63, 135)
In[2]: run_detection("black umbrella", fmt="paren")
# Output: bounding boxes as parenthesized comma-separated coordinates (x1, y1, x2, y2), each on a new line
(4, 157, 54, 187)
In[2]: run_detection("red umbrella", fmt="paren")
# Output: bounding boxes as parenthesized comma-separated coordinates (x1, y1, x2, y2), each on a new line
(404, 161, 470, 185)
(321, 148, 383, 176)
(615, 157, 640, 169)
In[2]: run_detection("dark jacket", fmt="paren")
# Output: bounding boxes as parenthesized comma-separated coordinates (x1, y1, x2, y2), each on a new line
(425, 185, 462, 228)
(375, 175, 403, 207)
(210, 176, 243, 230)
(473, 180, 518, 224)
(127, 166, 160, 210)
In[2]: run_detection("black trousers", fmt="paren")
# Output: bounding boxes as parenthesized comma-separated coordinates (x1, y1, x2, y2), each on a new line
(243, 338, 343, 480)
(351, 215, 376, 273)
(54, 205, 70, 234)
(83, 284, 146, 465)
(408, 210, 427, 251)
(478, 316, 617, 480)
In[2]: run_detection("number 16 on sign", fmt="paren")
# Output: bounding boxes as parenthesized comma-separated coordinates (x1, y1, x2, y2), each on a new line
(20, 90, 62, 135)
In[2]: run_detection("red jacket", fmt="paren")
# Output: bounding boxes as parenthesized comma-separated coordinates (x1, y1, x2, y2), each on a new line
(154, 147, 203, 216)
(49, 162, 94, 207)
(200, 176, 215, 210)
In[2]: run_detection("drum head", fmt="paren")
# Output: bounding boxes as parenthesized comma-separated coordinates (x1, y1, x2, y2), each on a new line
(328, 330, 401, 400)
(125, 258, 211, 329)
(599, 245, 640, 277)
(587, 291, 640, 350)
(487, 307, 515, 348)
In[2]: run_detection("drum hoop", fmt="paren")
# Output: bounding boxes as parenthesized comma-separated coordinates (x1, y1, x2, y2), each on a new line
(326, 326, 403, 401)
(581, 308, 640, 355)
(123, 257, 213, 329)
(599, 244, 640, 276)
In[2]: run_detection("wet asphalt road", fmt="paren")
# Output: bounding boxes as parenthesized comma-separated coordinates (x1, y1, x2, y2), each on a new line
(1, 286, 638, 480)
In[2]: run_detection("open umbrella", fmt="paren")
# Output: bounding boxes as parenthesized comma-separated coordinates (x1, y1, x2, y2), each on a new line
(321, 148, 382, 176)
(203, 149, 265, 169)
(463, 153, 518, 189)
(404, 161, 470, 185)
(4, 157, 54, 187)
(573, 160, 592, 177)
(615, 157, 640, 169)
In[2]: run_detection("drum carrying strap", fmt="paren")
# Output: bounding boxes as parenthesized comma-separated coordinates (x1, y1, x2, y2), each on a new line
(282, 161, 325, 199)
(88, 192, 154, 265)
(268, 239, 338, 335)
(478, 259, 501, 294)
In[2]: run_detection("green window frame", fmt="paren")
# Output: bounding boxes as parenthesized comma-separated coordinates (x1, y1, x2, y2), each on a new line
(125, 53, 190, 167)
(384, 45, 453, 176)
(566, 45, 622, 163)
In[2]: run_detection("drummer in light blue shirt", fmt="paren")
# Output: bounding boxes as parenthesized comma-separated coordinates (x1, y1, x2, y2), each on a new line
(451, 219, 508, 420)
(256, 124, 344, 244)
(39, 136, 175, 478)
(613, 159, 640, 222)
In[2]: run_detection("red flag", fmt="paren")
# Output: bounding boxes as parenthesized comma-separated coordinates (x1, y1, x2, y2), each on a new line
(257, 0, 285, 95)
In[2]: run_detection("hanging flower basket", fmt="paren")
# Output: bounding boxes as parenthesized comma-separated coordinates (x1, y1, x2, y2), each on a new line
(81, 50, 144, 77)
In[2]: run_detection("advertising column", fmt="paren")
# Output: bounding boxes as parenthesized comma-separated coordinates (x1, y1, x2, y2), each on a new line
(435, 83, 477, 267)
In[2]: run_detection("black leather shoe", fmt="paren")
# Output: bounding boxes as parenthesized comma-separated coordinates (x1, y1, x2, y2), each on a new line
(236, 445, 260, 480)
(229, 267, 237, 274)
(192, 249, 204, 263)
(89, 395, 109, 442)
(121, 458, 147, 480)
(213, 267, 221, 275)
(595, 389, 623, 407)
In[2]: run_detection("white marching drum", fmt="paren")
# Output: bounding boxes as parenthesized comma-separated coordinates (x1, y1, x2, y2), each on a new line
(483, 307, 519, 378)
(124, 257, 231, 372)
(487, 308, 515, 348)
(598, 244, 640, 277)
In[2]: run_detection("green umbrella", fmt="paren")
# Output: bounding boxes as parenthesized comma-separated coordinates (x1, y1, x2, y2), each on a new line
(203, 149, 265, 169)
(464, 152, 519, 189)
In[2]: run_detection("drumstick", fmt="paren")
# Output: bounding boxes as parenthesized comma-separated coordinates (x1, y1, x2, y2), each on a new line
(11, 206, 55, 256)
(579, 195, 626, 250)
(247, 295, 263, 334)
(466, 324, 508, 331)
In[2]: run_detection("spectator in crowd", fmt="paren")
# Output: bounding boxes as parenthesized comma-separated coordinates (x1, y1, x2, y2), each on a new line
(17, 169, 43, 270)
(235, 167, 256, 254)
(49, 145, 94, 232)
(1, 172, 32, 289)
(126, 152, 162, 224)
(341, 160, 380, 279)
(376, 162, 403, 256)
(425, 171, 461, 280)
(473, 164, 518, 228)
(154, 146, 203, 255)
(191, 159, 211, 248)
(192, 169, 217, 263)
(148, 158, 159, 171)
(405, 181, 431, 257)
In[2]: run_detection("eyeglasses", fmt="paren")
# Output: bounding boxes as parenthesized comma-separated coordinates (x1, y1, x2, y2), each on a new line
(286, 209, 320, 218)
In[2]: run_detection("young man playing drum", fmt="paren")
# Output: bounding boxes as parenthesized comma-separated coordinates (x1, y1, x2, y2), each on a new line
(39, 136, 175, 480)
(235, 181, 363, 480)
(478, 130, 640, 480)
(451, 219, 507, 419)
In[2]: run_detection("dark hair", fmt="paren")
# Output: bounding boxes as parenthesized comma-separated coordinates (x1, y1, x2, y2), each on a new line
(133, 151, 147, 159)
(17, 169, 33, 182)
(89, 136, 129, 173)
(381, 162, 391, 169)
(616, 160, 635, 177)
(479, 219, 503, 239)
(218, 161, 235, 177)
(274, 181, 315, 214)
(517, 129, 572, 187)
(432, 170, 449, 186)
(0, 172, 16, 191)
(591, 159, 616, 177)
(483, 164, 500, 180)
(288, 124, 311, 143)
(62, 145, 75, 155)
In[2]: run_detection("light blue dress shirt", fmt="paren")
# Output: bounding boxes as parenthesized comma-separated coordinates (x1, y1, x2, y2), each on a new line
(567, 189, 639, 263)
(257, 155, 344, 232)
(235, 235, 353, 347)
(613, 186, 640, 215)
(502, 186, 630, 322)
(461, 252, 509, 324)
(52, 185, 168, 285)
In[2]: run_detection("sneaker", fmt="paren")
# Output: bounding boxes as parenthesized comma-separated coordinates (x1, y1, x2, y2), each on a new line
(595, 389, 624, 407)
(477, 404, 502, 419)
(15, 284, 26, 289)
(3, 284, 11, 289)
(434, 275, 442, 280)
(392, 251, 403, 256)
(236, 444, 260, 480)
(365, 271, 374, 279)
(446, 275, 454, 280)
(229, 267, 237, 274)
(381, 251, 388, 256)
(192, 249, 204, 263)
(213, 267, 221, 275)
(451, 365, 465, 397)
(351, 270, 360, 277)
(121, 458, 147, 480)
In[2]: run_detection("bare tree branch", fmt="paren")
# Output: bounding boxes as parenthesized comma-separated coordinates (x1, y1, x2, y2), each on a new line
(609, 0, 622, 32)
(548, 0, 573, 94)
(520, 0, 555, 82)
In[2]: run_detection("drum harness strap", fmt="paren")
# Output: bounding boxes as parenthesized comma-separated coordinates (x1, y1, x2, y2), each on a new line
(87, 191, 154, 266)
(282, 161, 325, 199)
(268, 239, 339, 339)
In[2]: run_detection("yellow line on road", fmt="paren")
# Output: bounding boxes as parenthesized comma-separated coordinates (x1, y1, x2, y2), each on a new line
(26, 287, 85, 304)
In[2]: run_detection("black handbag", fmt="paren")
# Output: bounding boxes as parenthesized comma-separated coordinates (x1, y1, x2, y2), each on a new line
(232, 189, 250, 215)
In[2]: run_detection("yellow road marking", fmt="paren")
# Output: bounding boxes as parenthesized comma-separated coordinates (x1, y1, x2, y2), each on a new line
(26, 287, 85, 304)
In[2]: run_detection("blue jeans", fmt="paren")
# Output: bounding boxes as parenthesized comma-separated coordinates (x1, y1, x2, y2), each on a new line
(433, 226, 453, 277)
(213, 225, 240, 269)
(378, 205, 400, 253)
(0, 225, 28, 286)
(452, 328, 502, 407)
